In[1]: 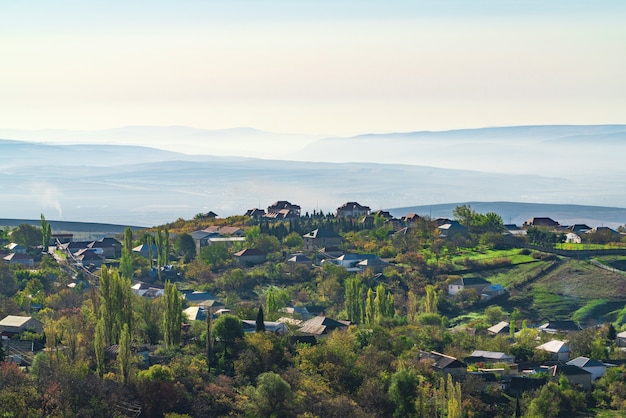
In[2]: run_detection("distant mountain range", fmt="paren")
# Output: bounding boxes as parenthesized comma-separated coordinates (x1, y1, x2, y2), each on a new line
(1, 124, 625, 226)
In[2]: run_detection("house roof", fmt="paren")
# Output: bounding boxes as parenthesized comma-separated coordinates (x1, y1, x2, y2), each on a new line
(538, 321, 582, 332)
(3, 252, 33, 261)
(469, 350, 514, 360)
(298, 316, 348, 335)
(524, 217, 560, 227)
(287, 254, 311, 263)
(566, 357, 606, 368)
(421, 351, 466, 369)
(0, 315, 39, 328)
(241, 320, 289, 334)
(449, 277, 490, 287)
(337, 202, 371, 211)
(536, 340, 569, 353)
(548, 364, 591, 377)
(234, 248, 267, 257)
(487, 321, 510, 334)
(88, 238, 121, 248)
(303, 228, 340, 239)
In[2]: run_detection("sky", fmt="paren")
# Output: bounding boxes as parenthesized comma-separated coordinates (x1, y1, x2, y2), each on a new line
(1, 1, 625, 137)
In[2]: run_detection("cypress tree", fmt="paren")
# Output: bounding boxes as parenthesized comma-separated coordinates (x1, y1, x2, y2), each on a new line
(256, 306, 266, 332)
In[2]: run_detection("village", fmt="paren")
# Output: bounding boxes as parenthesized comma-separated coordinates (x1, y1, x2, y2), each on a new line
(2, 201, 626, 417)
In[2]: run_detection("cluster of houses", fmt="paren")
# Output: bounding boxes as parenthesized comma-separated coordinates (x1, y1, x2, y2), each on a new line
(517, 217, 623, 244)
(424, 319, 626, 394)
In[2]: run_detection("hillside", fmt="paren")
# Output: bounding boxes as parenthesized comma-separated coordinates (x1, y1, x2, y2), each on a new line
(481, 257, 626, 322)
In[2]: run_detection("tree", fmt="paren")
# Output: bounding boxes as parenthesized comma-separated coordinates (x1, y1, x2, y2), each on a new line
(365, 288, 376, 325)
(388, 368, 419, 417)
(10, 223, 42, 247)
(200, 243, 229, 269)
(118, 323, 132, 385)
(256, 306, 266, 332)
(344, 276, 364, 324)
(40, 214, 52, 250)
(98, 266, 133, 345)
(250, 372, 293, 418)
(94, 317, 105, 378)
(163, 281, 183, 349)
(174, 233, 196, 263)
(424, 285, 439, 314)
(119, 227, 134, 280)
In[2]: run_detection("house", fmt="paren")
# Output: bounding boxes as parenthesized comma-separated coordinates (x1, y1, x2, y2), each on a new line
(132, 243, 159, 258)
(286, 254, 312, 267)
(88, 237, 122, 258)
(336, 202, 371, 219)
(303, 228, 341, 251)
(5, 243, 26, 254)
(508, 376, 547, 396)
(74, 251, 104, 268)
(617, 330, 626, 347)
(279, 306, 312, 320)
(233, 248, 267, 266)
(537, 320, 582, 334)
(241, 320, 289, 335)
(182, 290, 219, 306)
(3, 252, 34, 267)
(487, 321, 511, 336)
(480, 284, 506, 301)
(131, 282, 165, 298)
(357, 257, 389, 274)
(448, 277, 491, 296)
(566, 356, 609, 381)
(184, 306, 210, 322)
(402, 213, 421, 224)
(523, 217, 560, 228)
(566, 224, 591, 233)
(51, 233, 73, 244)
(536, 340, 570, 361)
(371, 209, 392, 220)
(318, 246, 343, 258)
(266, 201, 301, 218)
(419, 351, 467, 376)
(438, 221, 468, 238)
(245, 208, 266, 219)
(298, 315, 349, 336)
(190, 230, 216, 252)
(546, 364, 592, 390)
(0, 315, 44, 337)
(565, 233, 581, 244)
(59, 241, 91, 254)
(203, 226, 245, 236)
(585, 226, 621, 239)
(466, 350, 515, 364)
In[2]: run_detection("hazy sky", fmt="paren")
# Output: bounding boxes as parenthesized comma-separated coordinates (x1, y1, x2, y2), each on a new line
(2, 1, 625, 136)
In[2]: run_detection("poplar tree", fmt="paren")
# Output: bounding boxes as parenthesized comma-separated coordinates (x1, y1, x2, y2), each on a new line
(40, 214, 52, 250)
(365, 288, 376, 325)
(256, 306, 266, 332)
(94, 318, 105, 377)
(119, 227, 134, 280)
(424, 285, 439, 314)
(118, 324, 132, 385)
(344, 276, 364, 323)
(163, 280, 182, 349)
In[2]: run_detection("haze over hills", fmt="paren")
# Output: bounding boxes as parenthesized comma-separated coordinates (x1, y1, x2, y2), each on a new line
(1, 124, 625, 227)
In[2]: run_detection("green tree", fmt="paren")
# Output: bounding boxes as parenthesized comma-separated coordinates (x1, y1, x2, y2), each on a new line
(94, 317, 105, 377)
(40, 214, 52, 250)
(10, 223, 42, 247)
(200, 243, 229, 269)
(250, 371, 293, 418)
(256, 306, 266, 332)
(175, 233, 196, 263)
(98, 266, 133, 345)
(424, 284, 439, 314)
(119, 226, 134, 279)
(344, 276, 365, 324)
(118, 323, 132, 385)
(388, 368, 419, 418)
(365, 288, 376, 325)
(163, 281, 183, 349)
